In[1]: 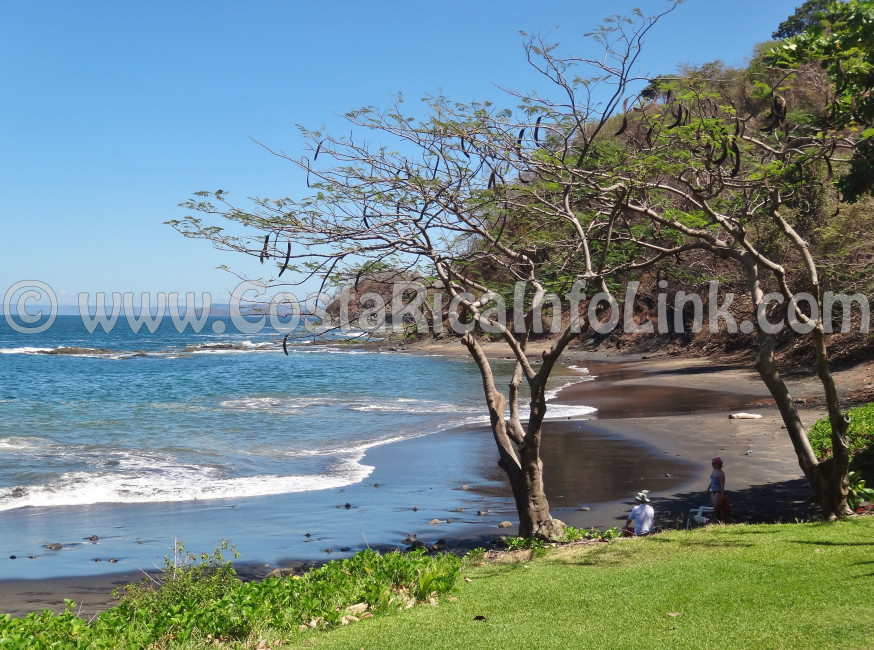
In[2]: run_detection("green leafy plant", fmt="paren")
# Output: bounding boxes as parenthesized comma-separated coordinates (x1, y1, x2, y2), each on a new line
(463, 547, 487, 565)
(505, 536, 547, 551)
(847, 470, 874, 510)
(807, 402, 874, 459)
(0, 543, 462, 648)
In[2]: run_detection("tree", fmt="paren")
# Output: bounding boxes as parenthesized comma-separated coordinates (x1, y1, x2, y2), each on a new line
(772, 0, 835, 40)
(577, 4, 874, 518)
(769, 0, 874, 201)
(171, 5, 681, 538)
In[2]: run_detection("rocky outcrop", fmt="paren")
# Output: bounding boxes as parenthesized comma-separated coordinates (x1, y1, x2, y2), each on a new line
(533, 518, 567, 542)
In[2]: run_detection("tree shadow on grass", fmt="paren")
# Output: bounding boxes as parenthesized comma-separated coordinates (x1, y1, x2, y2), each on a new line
(571, 544, 638, 567)
(652, 477, 820, 532)
(792, 539, 874, 547)
(668, 537, 755, 549)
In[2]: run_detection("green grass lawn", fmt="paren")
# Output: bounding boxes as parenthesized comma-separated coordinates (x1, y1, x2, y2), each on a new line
(304, 518, 874, 650)
(5, 519, 872, 648)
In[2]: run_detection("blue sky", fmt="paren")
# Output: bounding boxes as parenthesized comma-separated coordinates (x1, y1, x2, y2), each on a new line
(1, 0, 803, 306)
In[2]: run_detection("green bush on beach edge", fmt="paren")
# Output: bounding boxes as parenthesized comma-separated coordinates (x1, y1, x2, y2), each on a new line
(807, 401, 874, 461)
(0, 544, 462, 649)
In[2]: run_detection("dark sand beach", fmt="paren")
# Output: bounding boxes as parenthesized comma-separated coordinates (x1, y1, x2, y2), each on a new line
(2, 349, 865, 618)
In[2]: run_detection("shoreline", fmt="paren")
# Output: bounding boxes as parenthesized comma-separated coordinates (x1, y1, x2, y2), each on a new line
(2, 348, 869, 617)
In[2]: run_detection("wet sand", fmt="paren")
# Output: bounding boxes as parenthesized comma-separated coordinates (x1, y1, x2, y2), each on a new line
(1, 351, 856, 618)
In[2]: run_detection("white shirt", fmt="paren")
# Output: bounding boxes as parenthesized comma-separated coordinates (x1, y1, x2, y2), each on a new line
(628, 503, 654, 535)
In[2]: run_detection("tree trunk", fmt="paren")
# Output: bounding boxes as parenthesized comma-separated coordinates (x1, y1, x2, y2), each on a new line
(503, 433, 552, 538)
(812, 326, 852, 518)
(755, 333, 850, 519)
(740, 250, 851, 520)
(460, 333, 553, 537)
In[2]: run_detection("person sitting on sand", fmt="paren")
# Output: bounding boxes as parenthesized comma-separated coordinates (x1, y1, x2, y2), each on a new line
(709, 457, 727, 522)
(624, 490, 654, 536)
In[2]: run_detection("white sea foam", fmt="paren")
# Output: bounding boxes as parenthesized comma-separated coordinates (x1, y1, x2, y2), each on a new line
(545, 373, 595, 402)
(541, 403, 598, 420)
(270, 432, 423, 459)
(347, 398, 481, 415)
(0, 436, 51, 451)
(150, 402, 210, 413)
(219, 394, 482, 416)
(0, 346, 147, 360)
(284, 347, 370, 355)
(0, 457, 374, 512)
(0, 346, 55, 355)
(219, 396, 338, 411)
(183, 340, 278, 355)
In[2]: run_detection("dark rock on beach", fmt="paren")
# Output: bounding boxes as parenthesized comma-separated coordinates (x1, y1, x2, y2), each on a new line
(534, 518, 567, 542)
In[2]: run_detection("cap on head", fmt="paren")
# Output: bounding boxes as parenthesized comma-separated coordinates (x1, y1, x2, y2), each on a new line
(712, 457, 723, 466)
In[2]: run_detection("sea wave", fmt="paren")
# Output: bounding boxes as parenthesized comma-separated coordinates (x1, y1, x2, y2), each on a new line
(219, 394, 482, 416)
(0, 436, 52, 451)
(0, 457, 373, 512)
(283, 346, 371, 355)
(545, 370, 594, 402)
(185, 340, 278, 354)
(347, 398, 482, 415)
(541, 403, 598, 420)
(219, 396, 337, 411)
(0, 346, 55, 355)
(0, 346, 147, 360)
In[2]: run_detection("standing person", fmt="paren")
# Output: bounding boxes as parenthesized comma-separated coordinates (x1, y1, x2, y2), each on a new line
(624, 490, 654, 536)
(709, 457, 727, 521)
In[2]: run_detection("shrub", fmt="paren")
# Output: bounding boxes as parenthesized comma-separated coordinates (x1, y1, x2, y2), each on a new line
(0, 542, 462, 648)
(807, 402, 874, 460)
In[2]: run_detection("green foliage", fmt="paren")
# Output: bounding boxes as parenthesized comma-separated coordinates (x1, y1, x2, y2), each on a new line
(505, 526, 620, 551)
(847, 469, 874, 508)
(462, 547, 487, 565)
(807, 401, 874, 459)
(504, 536, 548, 551)
(768, 0, 874, 200)
(772, 0, 834, 39)
(112, 539, 241, 616)
(0, 544, 462, 648)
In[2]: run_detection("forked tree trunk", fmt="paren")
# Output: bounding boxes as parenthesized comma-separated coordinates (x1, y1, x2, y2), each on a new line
(739, 248, 851, 520)
(755, 332, 851, 520)
(505, 435, 552, 538)
(461, 333, 553, 537)
(764, 203, 853, 518)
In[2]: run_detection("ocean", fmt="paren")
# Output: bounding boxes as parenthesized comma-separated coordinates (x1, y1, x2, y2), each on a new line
(0, 314, 598, 579)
